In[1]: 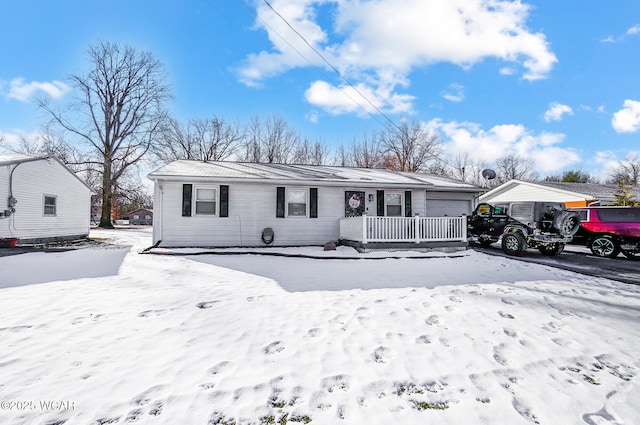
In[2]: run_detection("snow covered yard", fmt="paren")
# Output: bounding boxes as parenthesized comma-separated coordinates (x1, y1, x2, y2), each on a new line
(0, 228, 639, 425)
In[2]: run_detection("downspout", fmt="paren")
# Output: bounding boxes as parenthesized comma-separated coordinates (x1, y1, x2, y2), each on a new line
(157, 180, 163, 245)
(5, 156, 51, 217)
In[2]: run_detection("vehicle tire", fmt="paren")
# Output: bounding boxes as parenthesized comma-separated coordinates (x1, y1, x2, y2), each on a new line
(538, 243, 565, 256)
(552, 210, 581, 237)
(622, 251, 639, 260)
(502, 232, 526, 256)
(590, 236, 620, 258)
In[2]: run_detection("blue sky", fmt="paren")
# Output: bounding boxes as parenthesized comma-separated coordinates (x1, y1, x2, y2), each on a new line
(1, 0, 639, 180)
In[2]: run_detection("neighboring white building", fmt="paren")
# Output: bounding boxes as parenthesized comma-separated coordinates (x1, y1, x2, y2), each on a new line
(480, 179, 640, 207)
(0, 154, 93, 244)
(148, 160, 483, 248)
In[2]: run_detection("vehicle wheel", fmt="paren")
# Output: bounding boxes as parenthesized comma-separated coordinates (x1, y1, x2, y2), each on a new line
(538, 243, 565, 256)
(502, 232, 526, 256)
(590, 236, 620, 258)
(622, 251, 639, 260)
(553, 210, 581, 237)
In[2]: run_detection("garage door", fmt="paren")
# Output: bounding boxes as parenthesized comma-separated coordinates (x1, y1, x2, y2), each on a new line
(425, 199, 471, 217)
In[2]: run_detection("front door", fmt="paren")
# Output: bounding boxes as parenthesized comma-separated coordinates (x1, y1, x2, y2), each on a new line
(345, 191, 366, 217)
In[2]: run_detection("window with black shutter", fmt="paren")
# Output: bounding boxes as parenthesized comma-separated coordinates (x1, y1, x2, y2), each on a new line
(220, 185, 229, 217)
(405, 191, 412, 217)
(276, 187, 285, 218)
(182, 184, 192, 217)
(310, 188, 318, 218)
(377, 190, 385, 216)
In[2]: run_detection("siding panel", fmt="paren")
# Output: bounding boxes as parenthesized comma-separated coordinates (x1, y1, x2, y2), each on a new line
(0, 159, 91, 241)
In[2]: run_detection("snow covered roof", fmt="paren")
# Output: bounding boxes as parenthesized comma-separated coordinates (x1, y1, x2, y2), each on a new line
(148, 160, 482, 191)
(0, 153, 49, 166)
(0, 153, 94, 192)
(480, 179, 640, 205)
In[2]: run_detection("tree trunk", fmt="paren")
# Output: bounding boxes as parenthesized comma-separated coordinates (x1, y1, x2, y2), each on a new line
(99, 158, 114, 229)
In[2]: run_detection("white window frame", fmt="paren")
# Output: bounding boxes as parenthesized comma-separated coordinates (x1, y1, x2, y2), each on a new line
(194, 187, 217, 216)
(43, 194, 57, 216)
(287, 188, 308, 217)
(385, 191, 403, 217)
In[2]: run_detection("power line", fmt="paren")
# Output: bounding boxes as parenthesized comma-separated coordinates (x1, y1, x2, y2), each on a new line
(253, 0, 405, 135)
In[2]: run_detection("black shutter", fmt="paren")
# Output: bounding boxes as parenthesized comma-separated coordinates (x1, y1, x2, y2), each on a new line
(310, 188, 318, 218)
(276, 187, 285, 218)
(182, 184, 192, 217)
(404, 191, 412, 217)
(220, 185, 229, 217)
(377, 190, 385, 216)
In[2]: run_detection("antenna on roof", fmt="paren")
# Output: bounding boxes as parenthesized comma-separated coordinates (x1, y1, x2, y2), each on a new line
(482, 169, 497, 180)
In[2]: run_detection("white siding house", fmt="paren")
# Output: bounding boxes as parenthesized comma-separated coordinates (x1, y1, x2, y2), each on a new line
(148, 161, 482, 249)
(0, 154, 93, 244)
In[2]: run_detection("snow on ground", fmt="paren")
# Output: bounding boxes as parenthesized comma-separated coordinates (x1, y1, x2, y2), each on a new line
(0, 227, 639, 425)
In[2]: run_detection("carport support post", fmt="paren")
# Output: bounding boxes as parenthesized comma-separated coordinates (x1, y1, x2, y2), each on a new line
(362, 214, 368, 244)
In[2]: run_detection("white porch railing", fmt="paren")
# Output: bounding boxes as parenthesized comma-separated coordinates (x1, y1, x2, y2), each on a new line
(339, 215, 467, 244)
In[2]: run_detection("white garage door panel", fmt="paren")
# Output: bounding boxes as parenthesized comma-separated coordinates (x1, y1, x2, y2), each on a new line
(425, 200, 471, 217)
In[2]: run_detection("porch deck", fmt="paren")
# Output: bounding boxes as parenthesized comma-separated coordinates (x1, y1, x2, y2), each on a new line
(339, 215, 468, 252)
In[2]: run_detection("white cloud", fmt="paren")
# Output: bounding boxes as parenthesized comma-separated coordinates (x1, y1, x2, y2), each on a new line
(304, 79, 414, 116)
(612, 99, 640, 133)
(442, 83, 464, 103)
(427, 118, 580, 174)
(241, 0, 557, 114)
(544, 102, 573, 122)
(627, 24, 640, 35)
(5, 78, 70, 102)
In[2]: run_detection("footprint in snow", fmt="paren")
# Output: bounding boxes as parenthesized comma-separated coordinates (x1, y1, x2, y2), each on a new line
(208, 361, 234, 375)
(493, 345, 508, 366)
(131, 385, 166, 407)
(321, 374, 350, 392)
(196, 301, 219, 309)
(503, 328, 517, 338)
(512, 397, 540, 424)
(263, 341, 285, 355)
(148, 400, 163, 416)
(415, 335, 431, 344)
(373, 346, 392, 363)
(95, 417, 120, 425)
(138, 309, 169, 317)
(125, 408, 143, 422)
(425, 315, 439, 325)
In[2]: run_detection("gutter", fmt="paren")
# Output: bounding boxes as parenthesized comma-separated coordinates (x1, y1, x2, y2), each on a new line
(146, 174, 483, 192)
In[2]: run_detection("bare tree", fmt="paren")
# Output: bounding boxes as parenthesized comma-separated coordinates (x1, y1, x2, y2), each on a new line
(240, 114, 299, 164)
(39, 40, 171, 228)
(495, 153, 538, 183)
(292, 137, 330, 165)
(379, 119, 442, 172)
(609, 153, 640, 186)
(350, 132, 385, 168)
(153, 115, 243, 163)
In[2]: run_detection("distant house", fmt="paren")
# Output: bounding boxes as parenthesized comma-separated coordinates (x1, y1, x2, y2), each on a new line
(0, 154, 93, 244)
(128, 208, 153, 225)
(480, 179, 640, 207)
(147, 160, 484, 250)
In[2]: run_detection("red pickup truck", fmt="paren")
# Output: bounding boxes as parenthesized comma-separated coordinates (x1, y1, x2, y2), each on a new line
(571, 207, 640, 259)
